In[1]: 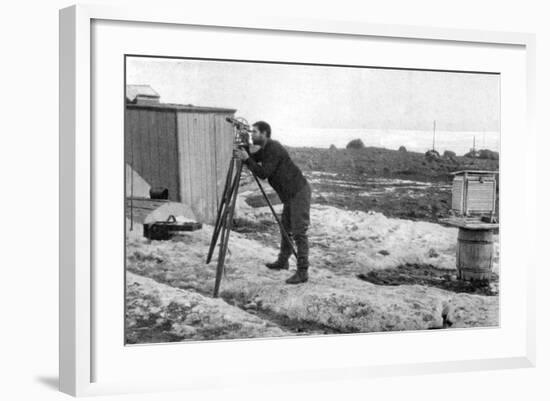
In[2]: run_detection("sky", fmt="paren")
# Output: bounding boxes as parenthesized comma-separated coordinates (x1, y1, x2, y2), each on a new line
(126, 56, 500, 152)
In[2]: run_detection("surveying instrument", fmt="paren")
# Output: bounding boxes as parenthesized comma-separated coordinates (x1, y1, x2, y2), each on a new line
(206, 117, 297, 298)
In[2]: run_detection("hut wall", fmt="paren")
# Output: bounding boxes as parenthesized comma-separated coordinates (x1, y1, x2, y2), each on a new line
(125, 108, 180, 201)
(176, 112, 234, 223)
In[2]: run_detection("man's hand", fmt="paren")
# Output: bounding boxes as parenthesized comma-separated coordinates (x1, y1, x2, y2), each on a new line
(233, 147, 249, 161)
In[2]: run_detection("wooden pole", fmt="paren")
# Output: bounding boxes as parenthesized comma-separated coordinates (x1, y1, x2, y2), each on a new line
(432, 120, 436, 151)
(130, 122, 134, 231)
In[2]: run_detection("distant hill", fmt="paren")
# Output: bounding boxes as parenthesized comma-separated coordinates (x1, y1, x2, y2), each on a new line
(287, 146, 499, 182)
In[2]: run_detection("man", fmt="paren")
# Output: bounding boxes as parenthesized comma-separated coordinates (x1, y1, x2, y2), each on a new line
(233, 121, 311, 284)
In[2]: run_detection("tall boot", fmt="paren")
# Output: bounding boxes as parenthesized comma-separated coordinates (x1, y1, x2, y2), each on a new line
(285, 233, 309, 284)
(265, 258, 289, 270)
(285, 269, 308, 284)
(272, 221, 293, 271)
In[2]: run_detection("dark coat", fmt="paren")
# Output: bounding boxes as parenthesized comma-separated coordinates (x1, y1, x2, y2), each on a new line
(244, 139, 308, 203)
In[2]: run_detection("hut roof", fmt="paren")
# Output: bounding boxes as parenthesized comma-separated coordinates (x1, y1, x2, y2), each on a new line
(126, 102, 237, 114)
(450, 170, 498, 176)
(125, 84, 236, 113)
(126, 85, 160, 102)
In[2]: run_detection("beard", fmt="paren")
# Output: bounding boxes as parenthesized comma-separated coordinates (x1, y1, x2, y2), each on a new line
(252, 136, 266, 146)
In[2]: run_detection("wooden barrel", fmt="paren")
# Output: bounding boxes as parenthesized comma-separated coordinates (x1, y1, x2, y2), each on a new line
(456, 228, 494, 280)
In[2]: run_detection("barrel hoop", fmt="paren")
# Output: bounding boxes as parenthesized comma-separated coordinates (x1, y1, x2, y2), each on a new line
(458, 239, 493, 245)
(459, 266, 492, 272)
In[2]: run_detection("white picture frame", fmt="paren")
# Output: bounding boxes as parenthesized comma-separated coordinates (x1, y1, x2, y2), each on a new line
(59, 4, 536, 397)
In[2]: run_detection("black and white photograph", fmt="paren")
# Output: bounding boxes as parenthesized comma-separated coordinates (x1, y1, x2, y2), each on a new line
(124, 55, 500, 344)
(3, 0, 549, 399)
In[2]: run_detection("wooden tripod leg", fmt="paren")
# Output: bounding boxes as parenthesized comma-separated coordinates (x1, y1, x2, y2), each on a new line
(206, 158, 236, 264)
(250, 173, 297, 259)
(215, 162, 241, 265)
(213, 161, 243, 298)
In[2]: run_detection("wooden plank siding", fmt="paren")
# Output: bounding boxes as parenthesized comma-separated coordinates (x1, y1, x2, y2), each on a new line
(176, 111, 234, 223)
(125, 108, 180, 201)
(211, 114, 234, 221)
(466, 181, 495, 212)
(214, 114, 235, 201)
(450, 172, 497, 215)
(126, 103, 235, 225)
(451, 177, 464, 212)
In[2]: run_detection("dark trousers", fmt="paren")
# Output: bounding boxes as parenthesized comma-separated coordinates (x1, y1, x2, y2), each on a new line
(278, 183, 311, 270)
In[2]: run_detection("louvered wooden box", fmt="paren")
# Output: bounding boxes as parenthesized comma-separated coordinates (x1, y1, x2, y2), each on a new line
(451, 170, 497, 216)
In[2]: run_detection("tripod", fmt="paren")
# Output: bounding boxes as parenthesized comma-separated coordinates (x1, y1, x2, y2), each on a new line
(206, 149, 297, 298)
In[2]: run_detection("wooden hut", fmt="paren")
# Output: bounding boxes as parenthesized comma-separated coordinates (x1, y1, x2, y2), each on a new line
(125, 85, 236, 224)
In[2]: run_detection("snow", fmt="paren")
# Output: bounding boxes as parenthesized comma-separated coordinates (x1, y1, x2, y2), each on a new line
(307, 177, 365, 189)
(126, 203, 499, 340)
(309, 171, 340, 177)
(361, 178, 434, 186)
(305, 177, 445, 190)
(239, 203, 499, 274)
(303, 174, 455, 205)
(126, 272, 289, 342)
(305, 175, 453, 189)
(355, 190, 395, 197)
(309, 205, 458, 271)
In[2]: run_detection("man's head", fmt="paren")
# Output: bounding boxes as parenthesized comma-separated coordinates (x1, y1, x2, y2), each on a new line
(252, 121, 271, 146)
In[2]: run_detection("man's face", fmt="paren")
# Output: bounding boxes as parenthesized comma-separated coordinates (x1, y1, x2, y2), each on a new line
(251, 126, 267, 145)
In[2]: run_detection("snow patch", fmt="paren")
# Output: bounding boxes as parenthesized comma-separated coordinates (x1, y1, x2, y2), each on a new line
(126, 272, 289, 342)
(126, 204, 499, 341)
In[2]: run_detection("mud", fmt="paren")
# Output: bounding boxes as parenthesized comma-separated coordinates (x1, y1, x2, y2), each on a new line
(357, 263, 499, 296)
